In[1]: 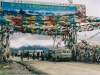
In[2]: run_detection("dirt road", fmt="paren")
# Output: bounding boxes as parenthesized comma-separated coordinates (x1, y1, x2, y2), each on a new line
(12, 57, 100, 75)
(26, 60, 100, 75)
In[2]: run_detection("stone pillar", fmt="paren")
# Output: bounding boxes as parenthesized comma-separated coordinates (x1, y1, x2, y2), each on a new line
(0, 24, 10, 62)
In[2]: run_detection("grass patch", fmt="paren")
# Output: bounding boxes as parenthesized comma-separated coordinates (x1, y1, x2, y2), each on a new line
(0, 63, 15, 75)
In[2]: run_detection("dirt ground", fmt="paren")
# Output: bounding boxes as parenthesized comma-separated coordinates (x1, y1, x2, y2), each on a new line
(11, 57, 100, 75)
(25, 59, 100, 75)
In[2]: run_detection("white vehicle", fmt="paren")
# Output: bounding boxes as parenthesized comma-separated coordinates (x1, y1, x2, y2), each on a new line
(17, 50, 21, 56)
(51, 48, 72, 61)
(29, 51, 34, 57)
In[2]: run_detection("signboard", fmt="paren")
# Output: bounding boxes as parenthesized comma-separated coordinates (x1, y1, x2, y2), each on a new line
(1, 2, 78, 15)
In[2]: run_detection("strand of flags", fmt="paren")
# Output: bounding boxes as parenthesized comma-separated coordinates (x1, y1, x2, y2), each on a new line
(53, 36, 65, 48)
(14, 0, 22, 2)
(88, 32, 100, 39)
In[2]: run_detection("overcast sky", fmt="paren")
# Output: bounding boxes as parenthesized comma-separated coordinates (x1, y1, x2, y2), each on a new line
(4, 0, 100, 48)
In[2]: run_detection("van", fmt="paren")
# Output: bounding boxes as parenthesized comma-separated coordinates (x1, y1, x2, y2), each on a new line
(51, 48, 72, 61)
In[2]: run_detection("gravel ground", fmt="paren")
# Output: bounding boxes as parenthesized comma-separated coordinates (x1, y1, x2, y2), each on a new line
(0, 62, 33, 75)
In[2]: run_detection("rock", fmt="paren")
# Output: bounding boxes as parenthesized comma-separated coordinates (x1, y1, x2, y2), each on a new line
(3, 66, 10, 68)
(26, 66, 29, 69)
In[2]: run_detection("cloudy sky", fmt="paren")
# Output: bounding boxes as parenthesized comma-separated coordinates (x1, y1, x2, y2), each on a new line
(4, 0, 100, 48)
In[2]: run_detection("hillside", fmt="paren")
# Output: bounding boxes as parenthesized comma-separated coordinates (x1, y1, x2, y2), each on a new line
(10, 45, 48, 52)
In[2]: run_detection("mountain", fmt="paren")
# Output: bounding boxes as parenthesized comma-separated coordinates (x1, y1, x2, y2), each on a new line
(10, 45, 48, 52)
(10, 48, 19, 52)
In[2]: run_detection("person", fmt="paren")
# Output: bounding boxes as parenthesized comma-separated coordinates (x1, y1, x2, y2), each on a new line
(48, 51, 51, 60)
(12, 52, 14, 58)
(27, 51, 30, 60)
(37, 52, 39, 60)
(72, 50, 76, 61)
(32, 52, 35, 60)
(24, 51, 27, 58)
(15, 52, 17, 57)
(23, 51, 25, 58)
(41, 51, 44, 60)
(71, 44, 76, 61)
(20, 51, 23, 61)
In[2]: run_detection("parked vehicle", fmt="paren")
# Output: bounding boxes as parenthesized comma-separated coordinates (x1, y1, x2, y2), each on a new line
(29, 51, 34, 57)
(51, 48, 72, 61)
(17, 50, 21, 56)
(44, 49, 53, 60)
